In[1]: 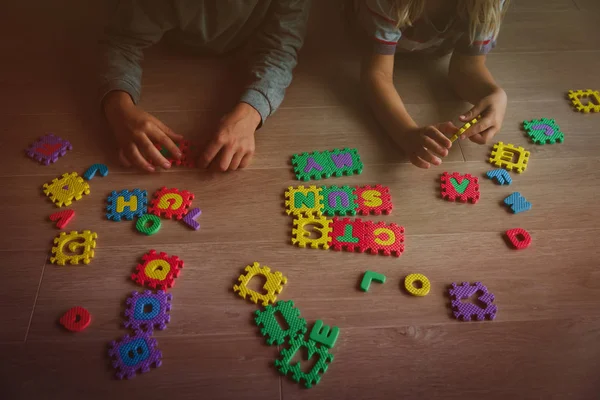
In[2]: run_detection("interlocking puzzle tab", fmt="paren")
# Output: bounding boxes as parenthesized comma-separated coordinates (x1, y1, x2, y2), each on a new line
(83, 163, 109, 180)
(59, 306, 91, 332)
(360, 271, 386, 292)
(448, 282, 497, 321)
(50, 230, 97, 265)
(285, 186, 323, 216)
(135, 214, 162, 235)
(321, 185, 357, 216)
(364, 221, 405, 257)
(489, 142, 530, 173)
(330, 217, 366, 252)
(148, 187, 194, 220)
(43, 172, 90, 207)
(291, 148, 363, 181)
(523, 118, 565, 145)
(450, 115, 481, 143)
(505, 228, 532, 250)
(275, 336, 334, 388)
(291, 213, 332, 250)
(404, 273, 431, 296)
(233, 262, 287, 306)
(106, 189, 148, 221)
(124, 290, 172, 331)
(49, 209, 75, 229)
(568, 89, 600, 113)
(486, 169, 512, 185)
(440, 172, 480, 204)
(254, 300, 306, 345)
(131, 250, 184, 291)
(355, 185, 393, 215)
(26, 133, 72, 165)
(108, 331, 162, 379)
(504, 192, 532, 214)
(309, 320, 340, 349)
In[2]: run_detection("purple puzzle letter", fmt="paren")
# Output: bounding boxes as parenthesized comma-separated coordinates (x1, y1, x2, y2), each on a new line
(328, 191, 350, 207)
(304, 157, 324, 173)
(331, 152, 352, 168)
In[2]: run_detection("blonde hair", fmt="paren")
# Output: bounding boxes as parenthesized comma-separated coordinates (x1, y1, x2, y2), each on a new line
(391, 0, 510, 44)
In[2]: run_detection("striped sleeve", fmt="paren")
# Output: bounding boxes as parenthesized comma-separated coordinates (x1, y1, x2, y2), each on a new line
(358, 0, 401, 54)
(454, 0, 505, 56)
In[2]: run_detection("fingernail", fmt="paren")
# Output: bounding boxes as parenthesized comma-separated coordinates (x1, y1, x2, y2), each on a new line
(163, 162, 171, 168)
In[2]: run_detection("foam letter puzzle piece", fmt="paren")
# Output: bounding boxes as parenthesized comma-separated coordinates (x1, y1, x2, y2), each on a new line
(321, 185, 358, 216)
(450, 115, 481, 143)
(59, 306, 91, 332)
(360, 271, 386, 292)
(489, 142, 530, 173)
(448, 282, 497, 321)
(233, 262, 287, 306)
(43, 172, 90, 207)
(50, 230, 97, 265)
(485, 169, 512, 185)
(106, 189, 148, 221)
(504, 192, 532, 214)
(523, 118, 565, 145)
(148, 187, 194, 220)
(505, 228, 532, 250)
(364, 221, 405, 257)
(329, 217, 367, 252)
(291, 213, 332, 250)
(354, 185, 393, 215)
(25, 133, 72, 165)
(154, 140, 196, 167)
(440, 172, 480, 203)
(131, 250, 184, 291)
(83, 163, 109, 180)
(309, 320, 340, 349)
(108, 331, 162, 379)
(275, 336, 334, 389)
(404, 273, 431, 296)
(291, 148, 363, 181)
(182, 207, 201, 230)
(284, 186, 323, 216)
(568, 89, 600, 113)
(254, 300, 306, 345)
(49, 209, 75, 229)
(124, 290, 172, 331)
(135, 214, 161, 235)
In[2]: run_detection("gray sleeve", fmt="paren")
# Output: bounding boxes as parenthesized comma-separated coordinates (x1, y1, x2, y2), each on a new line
(99, 1, 173, 105)
(240, 0, 311, 125)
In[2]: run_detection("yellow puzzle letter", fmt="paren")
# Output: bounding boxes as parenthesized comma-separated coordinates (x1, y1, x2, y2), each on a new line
(291, 213, 332, 250)
(233, 262, 287, 305)
(43, 172, 90, 207)
(285, 186, 323, 216)
(50, 230, 98, 265)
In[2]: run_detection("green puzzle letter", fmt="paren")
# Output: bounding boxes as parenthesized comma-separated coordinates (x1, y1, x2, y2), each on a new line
(336, 225, 359, 243)
(294, 191, 315, 208)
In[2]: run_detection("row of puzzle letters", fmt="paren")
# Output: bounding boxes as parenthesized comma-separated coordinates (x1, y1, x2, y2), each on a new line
(291, 148, 363, 181)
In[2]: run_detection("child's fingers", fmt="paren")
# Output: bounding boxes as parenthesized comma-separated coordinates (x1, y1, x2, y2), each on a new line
(119, 149, 132, 168)
(229, 151, 245, 171)
(239, 153, 253, 169)
(150, 130, 182, 160)
(462, 116, 492, 139)
(216, 147, 236, 172)
(198, 140, 222, 169)
(409, 154, 431, 169)
(469, 127, 496, 144)
(154, 118, 184, 141)
(127, 144, 155, 172)
(423, 136, 448, 158)
(417, 148, 441, 166)
(460, 105, 484, 121)
(425, 127, 452, 148)
(138, 135, 172, 169)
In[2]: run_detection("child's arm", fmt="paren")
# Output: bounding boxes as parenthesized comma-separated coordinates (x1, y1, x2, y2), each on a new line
(449, 52, 507, 144)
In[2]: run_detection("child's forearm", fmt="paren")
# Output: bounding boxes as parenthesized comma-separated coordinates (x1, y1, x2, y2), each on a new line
(449, 53, 502, 104)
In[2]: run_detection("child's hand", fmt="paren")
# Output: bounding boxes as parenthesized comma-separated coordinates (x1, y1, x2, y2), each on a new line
(198, 102, 261, 171)
(459, 88, 507, 144)
(103, 91, 184, 172)
(402, 122, 456, 169)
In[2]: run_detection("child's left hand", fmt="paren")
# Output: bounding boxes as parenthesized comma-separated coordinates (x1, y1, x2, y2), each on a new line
(198, 102, 261, 171)
(458, 88, 507, 144)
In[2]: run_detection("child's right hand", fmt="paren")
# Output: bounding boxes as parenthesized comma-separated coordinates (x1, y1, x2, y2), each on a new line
(400, 122, 456, 169)
(103, 91, 184, 172)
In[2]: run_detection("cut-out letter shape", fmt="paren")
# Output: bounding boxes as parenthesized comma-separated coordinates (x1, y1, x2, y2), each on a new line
(448, 282, 497, 321)
(83, 163, 109, 180)
(43, 172, 90, 207)
(354, 185, 393, 215)
(285, 186, 323, 216)
(59, 306, 91, 332)
(106, 189, 148, 221)
(360, 271, 386, 292)
(505, 228, 531, 250)
(440, 172, 480, 203)
(321, 185, 357, 216)
(404, 273, 431, 296)
(504, 192, 532, 214)
(291, 213, 332, 250)
(50, 230, 97, 265)
(523, 118, 565, 145)
(489, 142, 530, 173)
(124, 290, 172, 331)
(291, 148, 363, 181)
(310, 320, 340, 349)
(364, 221, 405, 257)
(275, 336, 334, 389)
(254, 300, 307, 345)
(233, 262, 287, 306)
(136, 214, 161, 236)
(330, 217, 366, 252)
(486, 169, 512, 185)
(49, 209, 75, 229)
(182, 207, 201, 230)
(131, 250, 184, 291)
(108, 331, 162, 379)
(26, 133, 72, 165)
(568, 89, 600, 113)
(148, 187, 194, 220)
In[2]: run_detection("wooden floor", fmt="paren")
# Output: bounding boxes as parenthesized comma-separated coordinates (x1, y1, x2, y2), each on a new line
(1, 1, 599, 399)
